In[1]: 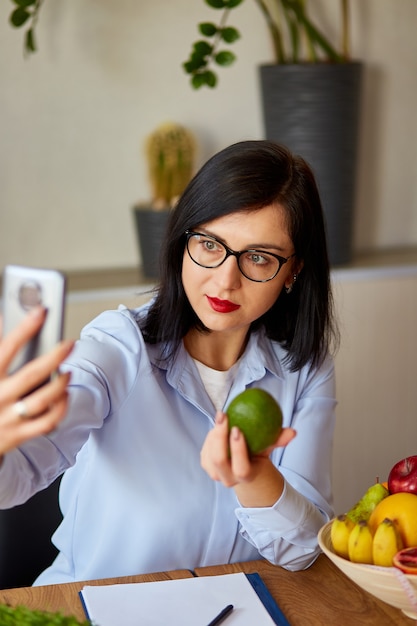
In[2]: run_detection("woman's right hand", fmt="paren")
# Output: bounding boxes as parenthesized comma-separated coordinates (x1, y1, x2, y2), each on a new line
(201, 410, 296, 508)
(0, 307, 74, 457)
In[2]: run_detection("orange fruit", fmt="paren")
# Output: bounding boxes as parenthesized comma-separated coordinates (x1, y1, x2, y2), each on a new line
(393, 547, 417, 575)
(226, 388, 282, 455)
(369, 493, 417, 547)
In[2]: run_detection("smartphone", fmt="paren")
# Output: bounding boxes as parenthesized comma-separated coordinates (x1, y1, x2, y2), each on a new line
(2, 265, 67, 374)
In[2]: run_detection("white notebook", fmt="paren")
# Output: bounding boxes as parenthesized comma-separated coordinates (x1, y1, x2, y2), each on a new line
(79, 571, 286, 626)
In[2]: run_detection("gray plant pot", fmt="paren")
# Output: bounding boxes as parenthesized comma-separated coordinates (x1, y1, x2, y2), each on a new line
(132, 207, 171, 279)
(259, 62, 363, 266)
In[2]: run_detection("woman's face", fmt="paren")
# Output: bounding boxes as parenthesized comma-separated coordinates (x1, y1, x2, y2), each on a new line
(182, 204, 297, 337)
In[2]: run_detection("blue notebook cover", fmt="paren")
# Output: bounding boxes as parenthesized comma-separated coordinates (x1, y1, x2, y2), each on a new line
(78, 590, 90, 622)
(246, 572, 290, 626)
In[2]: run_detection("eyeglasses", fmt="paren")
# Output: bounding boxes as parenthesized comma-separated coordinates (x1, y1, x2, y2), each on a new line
(185, 231, 296, 283)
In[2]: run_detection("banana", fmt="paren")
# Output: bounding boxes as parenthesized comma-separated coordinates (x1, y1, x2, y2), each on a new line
(331, 514, 355, 559)
(348, 520, 374, 564)
(372, 517, 404, 567)
(346, 482, 389, 523)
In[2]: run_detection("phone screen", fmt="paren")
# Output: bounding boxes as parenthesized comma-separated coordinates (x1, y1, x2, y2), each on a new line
(2, 265, 67, 374)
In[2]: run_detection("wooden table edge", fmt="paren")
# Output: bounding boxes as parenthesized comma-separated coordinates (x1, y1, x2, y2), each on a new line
(0, 568, 194, 622)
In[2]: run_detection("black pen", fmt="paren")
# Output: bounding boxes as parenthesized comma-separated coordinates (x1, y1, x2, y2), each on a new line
(206, 604, 234, 626)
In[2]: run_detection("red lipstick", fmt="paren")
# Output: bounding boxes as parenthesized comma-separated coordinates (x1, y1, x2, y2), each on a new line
(207, 296, 240, 313)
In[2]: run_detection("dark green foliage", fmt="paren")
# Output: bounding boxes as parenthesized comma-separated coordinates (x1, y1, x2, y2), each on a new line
(192, 70, 217, 89)
(183, 0, 347, 89)
(25, 27, 36, 52)
(8, 0, 43, 55)
(5, 0, 350, 87)
(220, 27, 240, 44)
(12, 0, 37, 6)
(206, 0, 243, 8)
(199, 22, 217, 37)
(215, 50, 236, 66)
(9, 8, 31, 27)
(182, 0, 244, 89)
(0, 604, 91, 625)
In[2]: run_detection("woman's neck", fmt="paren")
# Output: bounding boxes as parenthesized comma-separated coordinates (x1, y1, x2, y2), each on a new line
(184, 328, 249, 371)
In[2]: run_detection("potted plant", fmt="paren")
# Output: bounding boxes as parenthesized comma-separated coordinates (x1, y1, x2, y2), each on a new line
(183, 0, 362, 266)
(7, 0, 361, 265)
(133, 122, 196, 279)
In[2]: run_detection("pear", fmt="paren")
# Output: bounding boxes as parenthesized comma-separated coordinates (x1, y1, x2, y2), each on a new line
(346, 482, 389, 523)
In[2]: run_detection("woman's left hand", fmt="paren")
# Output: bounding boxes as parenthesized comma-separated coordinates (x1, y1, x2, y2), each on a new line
(0, 308, 74, 458)
(200, 410, 296, 507)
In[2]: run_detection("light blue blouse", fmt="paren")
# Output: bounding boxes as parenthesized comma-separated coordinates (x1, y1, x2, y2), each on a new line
(0, 303, 336, 584)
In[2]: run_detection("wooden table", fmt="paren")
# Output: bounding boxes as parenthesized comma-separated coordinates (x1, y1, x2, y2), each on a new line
(0, 555, 414, 625)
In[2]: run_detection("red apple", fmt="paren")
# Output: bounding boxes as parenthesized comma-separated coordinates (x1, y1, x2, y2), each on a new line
(388, 455, 417, 495)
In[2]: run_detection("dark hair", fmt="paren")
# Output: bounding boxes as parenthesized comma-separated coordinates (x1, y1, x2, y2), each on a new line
(141, 140, 338, 371)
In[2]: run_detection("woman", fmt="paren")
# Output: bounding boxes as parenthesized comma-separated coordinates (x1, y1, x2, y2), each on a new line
(0, 306, 73, 458)
(0, 141, 338, 584)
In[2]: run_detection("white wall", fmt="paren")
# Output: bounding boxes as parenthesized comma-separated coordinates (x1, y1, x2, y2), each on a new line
(1, 0, 417, 272)
(332, 265, 417, 513)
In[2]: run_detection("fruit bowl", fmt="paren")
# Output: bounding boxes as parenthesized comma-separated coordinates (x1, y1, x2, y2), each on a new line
(318, 521, 417, 619)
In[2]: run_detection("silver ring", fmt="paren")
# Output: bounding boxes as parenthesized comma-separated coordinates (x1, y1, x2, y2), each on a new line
(13, 400, 31, 420)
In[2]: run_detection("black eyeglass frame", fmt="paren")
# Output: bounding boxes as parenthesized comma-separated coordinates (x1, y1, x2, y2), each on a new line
(185, 230, 296, 283)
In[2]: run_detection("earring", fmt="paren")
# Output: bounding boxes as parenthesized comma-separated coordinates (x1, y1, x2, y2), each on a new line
(285, 274, 298, 294)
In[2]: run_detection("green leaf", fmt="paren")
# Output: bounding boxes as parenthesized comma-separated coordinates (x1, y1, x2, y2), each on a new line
(220, 26, 240, 43)
(214, 50, 236, 66)
(191, 70, 218, 89)
(225, 0, 245, 7)
(199, 22, 217, 37)
(191, 73, 206, 89)
(183, 60, 194, 74)
(183, 53, 208, 73)
(205, 0, 228, 9)
(25, 27, 36, 52)
(201, 70, 218, 87)
(203, 70, 217, 87)
(191, 51, 209, 65)
(13, 0, 36, 7)
(205, 71, 217, 88)
(193, 40, 213, 56)
(9, 7, 31, 27)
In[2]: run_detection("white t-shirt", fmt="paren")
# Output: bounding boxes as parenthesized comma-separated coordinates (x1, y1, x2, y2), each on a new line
(193, 358, 240, 411)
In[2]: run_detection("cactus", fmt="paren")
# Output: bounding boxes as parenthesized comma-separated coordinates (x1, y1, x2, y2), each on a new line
(145, 122, 196, 210)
